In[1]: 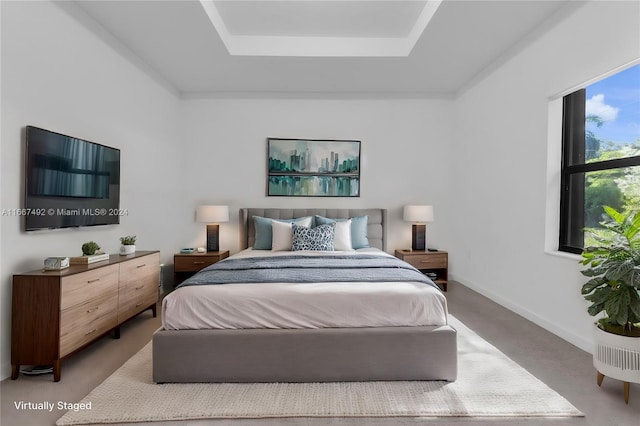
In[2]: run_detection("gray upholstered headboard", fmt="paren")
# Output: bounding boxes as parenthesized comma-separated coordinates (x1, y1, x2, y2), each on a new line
(239, 208, 387, 251)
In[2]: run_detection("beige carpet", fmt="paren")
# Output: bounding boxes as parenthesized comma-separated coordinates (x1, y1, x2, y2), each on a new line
(56, 316, 583, 425)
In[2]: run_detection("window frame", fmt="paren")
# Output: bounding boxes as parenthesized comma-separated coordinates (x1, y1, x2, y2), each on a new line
(559, 89, 640, 254)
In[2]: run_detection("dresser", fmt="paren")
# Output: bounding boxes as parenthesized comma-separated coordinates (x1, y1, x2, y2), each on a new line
(11, 251, 160, 381)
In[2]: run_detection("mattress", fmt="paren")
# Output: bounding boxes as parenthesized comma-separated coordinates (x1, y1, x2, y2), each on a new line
(162, 248, 448, 330)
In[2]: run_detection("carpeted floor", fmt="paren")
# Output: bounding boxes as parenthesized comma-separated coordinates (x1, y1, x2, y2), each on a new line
(56, 316, 582, 425)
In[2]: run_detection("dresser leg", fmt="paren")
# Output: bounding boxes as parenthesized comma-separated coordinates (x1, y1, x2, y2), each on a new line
(11, 364, 20, 380)
(624, 381, 630, 404)
(53, 360, 61, 382)
(151, 303, 157, 318)
(597, 371, 605, 386)
(112, 326, 121, 339)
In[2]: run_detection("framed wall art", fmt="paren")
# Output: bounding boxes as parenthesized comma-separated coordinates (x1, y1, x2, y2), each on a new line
(267, 138, 361, 197)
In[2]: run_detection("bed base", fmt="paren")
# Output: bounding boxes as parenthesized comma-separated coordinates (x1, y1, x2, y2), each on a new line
(153, 325, 457, 383)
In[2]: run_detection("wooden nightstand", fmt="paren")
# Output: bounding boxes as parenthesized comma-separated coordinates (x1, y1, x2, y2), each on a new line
(173, 250, 229, 287)
(395, 249, 449, 291)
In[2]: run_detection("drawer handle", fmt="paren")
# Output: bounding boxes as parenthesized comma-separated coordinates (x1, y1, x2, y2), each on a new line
(135, 285, 144, 290)
(135, 302, 143, 308)
(85, 328, 97, 336)
(86, 307, 99, 313)
(87, 278, 100, 284)
(136, 264, 146, 268)
(193, 261, 205, 265)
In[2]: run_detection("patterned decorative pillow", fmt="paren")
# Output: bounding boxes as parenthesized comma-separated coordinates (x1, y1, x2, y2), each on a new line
(292, 222, 335, 251)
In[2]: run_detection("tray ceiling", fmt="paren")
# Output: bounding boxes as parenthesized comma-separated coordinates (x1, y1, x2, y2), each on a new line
(70, 0, 572, 96)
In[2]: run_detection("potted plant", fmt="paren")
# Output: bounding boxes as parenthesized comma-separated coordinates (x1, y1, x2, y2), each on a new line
(580, 206, 640, 403)
(119, 235, 136, 255)
(81, 241, 101, 256)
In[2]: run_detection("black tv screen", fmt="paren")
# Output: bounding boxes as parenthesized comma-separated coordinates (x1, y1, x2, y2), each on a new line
(24, 126, 121, 231)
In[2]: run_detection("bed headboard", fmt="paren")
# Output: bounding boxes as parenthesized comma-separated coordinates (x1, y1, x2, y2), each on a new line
(239, 208, 387, 251)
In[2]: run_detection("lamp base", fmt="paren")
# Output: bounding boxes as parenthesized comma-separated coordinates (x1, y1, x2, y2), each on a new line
(206, 224, 220, 252)
(411, 224, 426, 251)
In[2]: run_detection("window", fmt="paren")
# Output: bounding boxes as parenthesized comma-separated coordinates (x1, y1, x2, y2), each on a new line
(560, 64, 640, 254)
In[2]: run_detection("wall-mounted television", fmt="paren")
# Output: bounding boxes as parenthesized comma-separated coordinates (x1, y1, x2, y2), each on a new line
(24, 126, 121, 231)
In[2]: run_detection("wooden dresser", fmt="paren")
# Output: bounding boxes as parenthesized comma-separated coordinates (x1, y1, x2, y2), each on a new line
(11, 250, 160, 381)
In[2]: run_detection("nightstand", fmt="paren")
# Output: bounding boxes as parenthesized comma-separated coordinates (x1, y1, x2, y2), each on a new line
(395, 249, 449, 291)
(173, 250, 229, 287)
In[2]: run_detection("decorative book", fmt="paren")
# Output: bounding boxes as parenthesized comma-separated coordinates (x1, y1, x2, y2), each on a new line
(69, 253, 110, 264)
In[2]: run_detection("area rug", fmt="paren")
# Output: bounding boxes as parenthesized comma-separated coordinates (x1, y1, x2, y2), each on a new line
(56, 316, 583, 425)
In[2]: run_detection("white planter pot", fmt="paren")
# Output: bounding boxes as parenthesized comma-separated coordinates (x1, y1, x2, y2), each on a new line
(119, 245, 135, 255)
(593, 324, 640, 384)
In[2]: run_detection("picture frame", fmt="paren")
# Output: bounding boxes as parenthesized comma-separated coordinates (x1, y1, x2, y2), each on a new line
(267, 138, 361, 197)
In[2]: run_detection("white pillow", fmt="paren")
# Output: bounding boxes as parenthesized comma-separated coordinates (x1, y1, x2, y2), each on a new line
(332, 219, 353, 251)
(271, 217, 312, 251)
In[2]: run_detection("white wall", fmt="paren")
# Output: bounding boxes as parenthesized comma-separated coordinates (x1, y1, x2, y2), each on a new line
(450, 1, 640, 352)
(178, 97, 454, 254)
(0, 1, 182, 379)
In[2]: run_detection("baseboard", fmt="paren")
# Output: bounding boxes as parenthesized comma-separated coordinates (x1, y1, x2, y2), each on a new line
(450, 273, 592, 354)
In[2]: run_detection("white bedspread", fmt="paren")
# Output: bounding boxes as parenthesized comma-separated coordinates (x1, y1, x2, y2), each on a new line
(162, 249, 448, 330)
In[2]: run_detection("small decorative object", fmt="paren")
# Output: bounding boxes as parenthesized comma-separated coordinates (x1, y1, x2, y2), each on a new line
(71, 241, 107, 264)
(43, 257, 69, 271)
(69, 253, 109, 264)
(119, 235, 137, 255)
(81, 241, 100, 256)
(196, 206, 229, 252)
(580, 206, 640, 404)
(403, 205, 434, 251)
(267, 138, 361, 197)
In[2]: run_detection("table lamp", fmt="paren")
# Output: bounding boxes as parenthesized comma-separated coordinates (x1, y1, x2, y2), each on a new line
(196, 205, 229, 252)
(403, 205, 434, 251)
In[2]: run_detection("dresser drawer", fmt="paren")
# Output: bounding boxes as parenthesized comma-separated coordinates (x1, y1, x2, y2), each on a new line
(119, 252, 160, 286)
(403, 253, 447, 269)
(118, 289, 157, 324)
(60, 291, 118, 357)
(174, 256, 218, 272)
(118, 275, 156, 304)
(61, 264, 119, 310)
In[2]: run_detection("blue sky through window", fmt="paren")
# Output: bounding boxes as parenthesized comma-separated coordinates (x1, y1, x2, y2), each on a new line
(586, 63, 640, 146)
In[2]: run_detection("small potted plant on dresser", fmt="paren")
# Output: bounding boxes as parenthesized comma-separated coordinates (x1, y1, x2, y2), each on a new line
(580, 206, 640, 404)
(119, 235, 136, 255)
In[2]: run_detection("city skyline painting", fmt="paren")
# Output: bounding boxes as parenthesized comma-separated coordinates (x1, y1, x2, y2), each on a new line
(267, 138, 361, 197)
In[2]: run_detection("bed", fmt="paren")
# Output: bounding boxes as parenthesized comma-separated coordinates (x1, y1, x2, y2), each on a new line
(153, 208, 457, 383)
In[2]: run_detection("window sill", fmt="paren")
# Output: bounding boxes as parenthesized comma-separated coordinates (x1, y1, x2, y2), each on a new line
(544, 250, 582, 261)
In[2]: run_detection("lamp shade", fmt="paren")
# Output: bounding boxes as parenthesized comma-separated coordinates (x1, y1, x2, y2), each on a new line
(403, 205, 434, 223)
(196, 205, 229, 223)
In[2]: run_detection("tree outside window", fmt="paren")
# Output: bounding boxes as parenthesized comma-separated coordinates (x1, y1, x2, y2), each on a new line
(560, 64, 640, 253)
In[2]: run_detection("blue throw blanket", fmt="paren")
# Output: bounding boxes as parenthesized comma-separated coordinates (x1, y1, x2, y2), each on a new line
(178, 254, 438, 289)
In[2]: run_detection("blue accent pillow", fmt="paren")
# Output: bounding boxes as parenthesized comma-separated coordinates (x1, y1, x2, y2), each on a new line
(253, 216, 312, 250)
(314, 215, 369, 249)
(292, 223, 335, 251)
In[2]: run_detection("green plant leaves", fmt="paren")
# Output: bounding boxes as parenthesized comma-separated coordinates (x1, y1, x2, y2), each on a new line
(604, 259, 635, 281)
(604, 205, 625, 224)
(81, 241, 100, 256)
(581, 277, 605, 294)
(580, 206, 640, 333)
